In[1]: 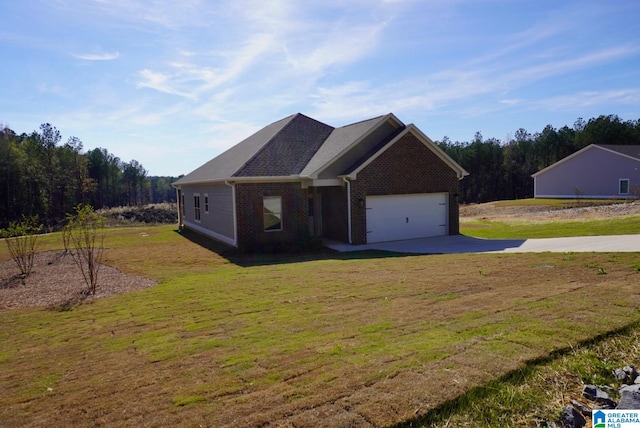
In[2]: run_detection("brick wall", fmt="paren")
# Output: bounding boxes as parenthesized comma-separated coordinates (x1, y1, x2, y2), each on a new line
(350, 133, 461, 244)
(235, 182, 309, 251)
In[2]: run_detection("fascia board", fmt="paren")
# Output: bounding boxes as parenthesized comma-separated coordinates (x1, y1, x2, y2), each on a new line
(173, 176, 304, 187)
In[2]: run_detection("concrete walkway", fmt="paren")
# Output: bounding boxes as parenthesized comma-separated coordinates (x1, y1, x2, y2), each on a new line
(325, 234, 640, 254)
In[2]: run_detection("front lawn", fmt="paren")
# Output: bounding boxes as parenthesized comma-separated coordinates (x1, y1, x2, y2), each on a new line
(1, 225, 639, 426)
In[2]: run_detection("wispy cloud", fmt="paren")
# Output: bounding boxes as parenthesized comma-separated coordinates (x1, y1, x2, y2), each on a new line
(536, 88, 640, 111)
(85, 0, 209, 29)
(71, 51, 120, 61)
(500, 46, 639, 86)
(134, 1, 389, 105)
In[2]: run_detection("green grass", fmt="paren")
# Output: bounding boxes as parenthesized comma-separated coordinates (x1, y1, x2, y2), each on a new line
(462, 214, 640, 238)
(461, 198, 640, 239)
(1, 219, 640, 426)
(410, 322, 640, 427)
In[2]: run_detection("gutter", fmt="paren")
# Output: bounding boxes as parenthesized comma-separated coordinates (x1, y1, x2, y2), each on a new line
(342, 176, 353, 244)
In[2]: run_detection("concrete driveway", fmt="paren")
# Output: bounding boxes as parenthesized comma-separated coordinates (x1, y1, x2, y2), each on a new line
(325, 234, 640, 254)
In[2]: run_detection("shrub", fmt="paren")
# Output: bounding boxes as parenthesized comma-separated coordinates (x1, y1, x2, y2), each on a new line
(63, 204, 105, 296)
(0, 215, 43, 283)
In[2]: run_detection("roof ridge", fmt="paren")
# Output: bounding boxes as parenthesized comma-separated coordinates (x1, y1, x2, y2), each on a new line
(337, 114, 388, 129)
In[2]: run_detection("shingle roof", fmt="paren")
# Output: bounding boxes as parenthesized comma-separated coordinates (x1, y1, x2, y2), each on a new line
(173, 114, 300, 185)
(597, 144, 640, 160)
(173, 112, 461, 185)
(299, 115, 387, 177)
(235, 114, 334, 177)
(532, 144, 640, 178)
(341, 126, 406, 174)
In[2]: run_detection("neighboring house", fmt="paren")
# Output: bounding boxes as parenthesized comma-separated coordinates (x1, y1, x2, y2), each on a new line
(172, 113, 468, 250)
(532, 144, 640, 199)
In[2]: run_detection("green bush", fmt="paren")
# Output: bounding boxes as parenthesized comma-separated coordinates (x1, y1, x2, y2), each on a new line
(63, 204, 105, 296)
(0, 215, 43, 283)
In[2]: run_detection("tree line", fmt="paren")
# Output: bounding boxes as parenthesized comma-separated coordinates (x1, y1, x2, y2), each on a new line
(437, 115, 640, 203)
(3, 115, 638, 226)
(0, 123, 179, 227)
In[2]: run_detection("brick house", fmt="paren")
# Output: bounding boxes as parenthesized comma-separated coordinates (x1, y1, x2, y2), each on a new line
(172, 113, 468, 250)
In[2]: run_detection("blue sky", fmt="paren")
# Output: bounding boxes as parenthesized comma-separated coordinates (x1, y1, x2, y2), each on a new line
(1, 0, 639, 176)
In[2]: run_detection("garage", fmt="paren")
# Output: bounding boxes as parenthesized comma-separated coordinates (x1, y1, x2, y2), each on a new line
(365, 193, 448, 243)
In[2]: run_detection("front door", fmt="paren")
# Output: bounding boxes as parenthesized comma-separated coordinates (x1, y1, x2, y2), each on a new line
(308, 193, 323, 237)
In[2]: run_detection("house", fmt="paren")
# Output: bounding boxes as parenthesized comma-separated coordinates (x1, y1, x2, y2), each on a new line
(532, 144, 640, 199)
(172, 113, 468, 251)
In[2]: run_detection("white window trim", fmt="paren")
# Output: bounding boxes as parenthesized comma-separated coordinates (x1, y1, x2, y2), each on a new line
(204, 193, 209, 214)
(619, 179, 630, 195)
(194, 193, 201, 223)
(263, 196, 283, 232)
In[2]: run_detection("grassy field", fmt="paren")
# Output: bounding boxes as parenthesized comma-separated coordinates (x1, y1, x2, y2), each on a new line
(461, 215, 640, 238)
(461, 199, 640, 238)
(1, 217, 639, 426)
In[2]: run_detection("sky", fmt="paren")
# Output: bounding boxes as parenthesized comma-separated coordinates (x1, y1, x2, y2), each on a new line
(1, 0, 639, 177)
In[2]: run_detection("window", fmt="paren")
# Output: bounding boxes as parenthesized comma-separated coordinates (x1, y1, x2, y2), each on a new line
(204, 194, 209, 214)
(194, 194, 201, 221)
(181, 194, 185, 217)
(263, 196, 282, 231)
(620, 179, 630, 195)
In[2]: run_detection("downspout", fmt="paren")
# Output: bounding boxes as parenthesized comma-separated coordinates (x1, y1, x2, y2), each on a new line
(176, 187, 183, 229)
(342, 177, 352, 244)
(225, 180, 238, 247)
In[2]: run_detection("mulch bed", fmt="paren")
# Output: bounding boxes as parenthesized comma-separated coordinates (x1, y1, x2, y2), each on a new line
(0, 251, 157, 310)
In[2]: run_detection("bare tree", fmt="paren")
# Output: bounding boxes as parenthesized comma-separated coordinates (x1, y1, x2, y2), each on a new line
(63, 204, 104, 296)
(0, 215, 42, 284)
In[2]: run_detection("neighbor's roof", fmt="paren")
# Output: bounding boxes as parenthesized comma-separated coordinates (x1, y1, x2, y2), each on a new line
(532, 144, 640, 177)
(599, 144, 640, 160)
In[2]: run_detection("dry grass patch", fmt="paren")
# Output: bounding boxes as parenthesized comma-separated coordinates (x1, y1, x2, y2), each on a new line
(1, 226, 640, 427)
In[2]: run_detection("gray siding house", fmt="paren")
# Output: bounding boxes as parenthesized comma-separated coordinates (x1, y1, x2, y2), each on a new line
(173, 113, 468, 251)
(532, 144, 640, 199)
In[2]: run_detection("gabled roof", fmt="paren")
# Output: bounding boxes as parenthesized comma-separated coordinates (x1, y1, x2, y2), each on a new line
(532, 144, 640, 178)
(234, 114, 333, 177)
(173, 114, 301, 185)
(299, 114, 395, 178)
(343, 124, 469, 179)
(174, 113, 467, 186)
(600, 144, 640, 160)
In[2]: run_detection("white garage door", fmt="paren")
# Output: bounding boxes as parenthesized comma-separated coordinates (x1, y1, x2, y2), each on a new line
(366, 193, 448, 243)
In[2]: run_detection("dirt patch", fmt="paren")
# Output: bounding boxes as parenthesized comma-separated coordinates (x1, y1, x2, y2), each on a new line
(460, 200, 640, 222)
(0, 251, 157, 309)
